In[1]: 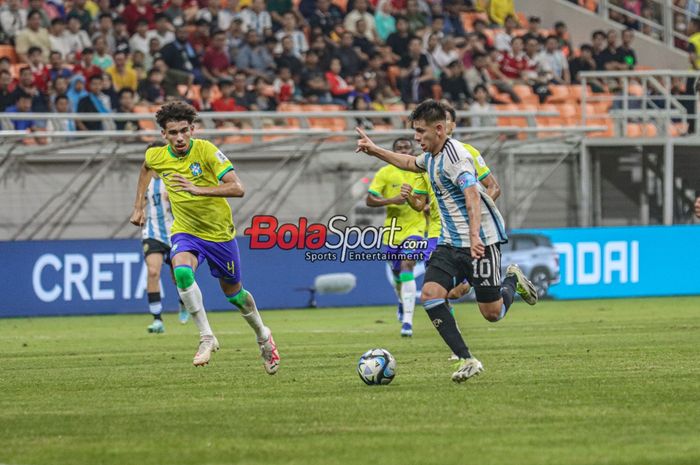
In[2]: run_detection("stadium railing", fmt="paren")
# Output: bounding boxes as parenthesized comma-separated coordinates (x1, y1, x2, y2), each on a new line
(0, 109, 610, 147)
(577, 0, 698, 52)
(579, 70, 699, 138)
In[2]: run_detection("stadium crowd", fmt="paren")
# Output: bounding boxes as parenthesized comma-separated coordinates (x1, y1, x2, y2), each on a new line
(0, 0, 645, 133)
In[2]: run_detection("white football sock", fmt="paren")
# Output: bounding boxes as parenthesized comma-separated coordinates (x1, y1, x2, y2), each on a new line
(237, 291, 269, 341)
(148, 302, 162, 316)
(178, 282, 213, 337)
(401, 279, 416, 325)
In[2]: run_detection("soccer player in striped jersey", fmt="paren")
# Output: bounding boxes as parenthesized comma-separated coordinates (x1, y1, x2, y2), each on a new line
(367, 138, 425, 337)
(130, 101, 280, 372)
(356, 99, 538, 383)
(141, 171, 189, 334)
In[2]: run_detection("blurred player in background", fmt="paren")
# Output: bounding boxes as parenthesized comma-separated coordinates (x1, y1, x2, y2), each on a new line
(367, 137, 425, 337)
(357, 100, 538, 383)
(130, 101, 280, 373)
(141, 168, 189, 334)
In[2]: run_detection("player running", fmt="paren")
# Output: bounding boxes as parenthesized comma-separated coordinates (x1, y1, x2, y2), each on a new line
(129, 101, 280, 373)
(141, 170, 189, 333)
(406, 103, 502, 300)
(356, 99, 538, 383)
(366, 137, 425, 337)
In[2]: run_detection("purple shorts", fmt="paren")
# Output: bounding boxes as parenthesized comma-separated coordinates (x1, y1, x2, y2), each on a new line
(170, 232, 242, 284)
(382, 235, 426, 273)
(423, 237, 439, 260)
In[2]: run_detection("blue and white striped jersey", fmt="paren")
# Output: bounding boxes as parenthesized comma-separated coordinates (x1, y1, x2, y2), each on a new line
(414, 138, 507, 248)
(142, 177, 174, 246)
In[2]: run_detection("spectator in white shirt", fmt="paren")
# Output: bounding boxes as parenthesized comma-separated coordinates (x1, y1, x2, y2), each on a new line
(0, 0, 27, 43)
(66, 15, 91, 54)
(49, 17, 71, 58)
(240, 0, 272, 35)
(129, 19, 151, 56)
(274, 12, 308, 58)
(469, 84, 496, 127)
(344, 0, 376, 41)
(494, 14, 518, 52)
(151, 14, 175, 47)
(535, 35, 570, 84)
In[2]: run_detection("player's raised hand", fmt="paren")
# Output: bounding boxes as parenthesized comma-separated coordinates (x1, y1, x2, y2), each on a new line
(695, 197, 700, 218)
(355, 127, 379, 156)
(400, 183, 413, 199)
(171, 174, 201, 195)
(470, 237, 485, 259)
(129, 207, 145, 227)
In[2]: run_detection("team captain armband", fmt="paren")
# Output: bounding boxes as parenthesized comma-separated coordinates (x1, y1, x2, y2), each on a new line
(456, 172, 477, 189)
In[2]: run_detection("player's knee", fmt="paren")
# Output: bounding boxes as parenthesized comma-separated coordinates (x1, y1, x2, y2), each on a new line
(483, 310, 500, 323)
(227, 288, 248, 309)
(173, 265, 195, 289)
(400, 260, 415, 272)
(147, 266, 160, 281)
(479, 302, 502, 322)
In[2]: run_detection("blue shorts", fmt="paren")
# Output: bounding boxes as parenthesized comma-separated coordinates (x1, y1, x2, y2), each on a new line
(170, 232, 242, 284)
(383, 235, 425, 274)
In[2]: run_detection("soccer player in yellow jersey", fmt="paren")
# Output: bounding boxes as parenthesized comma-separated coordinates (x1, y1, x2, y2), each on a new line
(367, 138, 426, 337)
(129, 101, 280, 372)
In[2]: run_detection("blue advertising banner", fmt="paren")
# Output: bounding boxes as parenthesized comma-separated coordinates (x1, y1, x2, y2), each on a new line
(520, 225, 700, 299)
(1, 225, 699, 317)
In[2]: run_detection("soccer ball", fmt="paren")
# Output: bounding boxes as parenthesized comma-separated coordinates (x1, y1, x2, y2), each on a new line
(357, 348, 396, 385)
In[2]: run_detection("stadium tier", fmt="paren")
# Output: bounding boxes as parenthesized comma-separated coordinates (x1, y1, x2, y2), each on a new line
(0, 0, 698, 143)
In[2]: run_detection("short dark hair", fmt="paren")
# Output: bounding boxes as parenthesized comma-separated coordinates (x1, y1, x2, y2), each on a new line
(55, 94, 69, 104)
(28, 46, 42, 56)
(155, 101, 198, 129)
(441, 101, 456, 122)
(392, 137, 413, 150)
(118, 88, 134, 98)
(592, 30, 606, 39)
(27, 9, 42, 20)
(580, 43, 594, 53)
(98, 13, 112, 21)
(473, 84, 488, 95)
(51, 17, 65, 26)
(409, 99, 446, 125)
(88, 73, 103, 83)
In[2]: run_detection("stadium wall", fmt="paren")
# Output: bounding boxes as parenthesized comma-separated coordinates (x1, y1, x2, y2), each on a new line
(2, 225, 700, 317)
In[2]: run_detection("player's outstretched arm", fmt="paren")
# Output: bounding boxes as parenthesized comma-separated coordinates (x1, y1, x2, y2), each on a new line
(355, 128, 421, 173)
(129, 161, 151, 226)
(464, 184, 485, 259)
(171, 170, 245, 198)
(481, 173, 501, 201)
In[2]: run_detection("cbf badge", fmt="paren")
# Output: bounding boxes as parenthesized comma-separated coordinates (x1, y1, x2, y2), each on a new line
(189, 162, 202, 177)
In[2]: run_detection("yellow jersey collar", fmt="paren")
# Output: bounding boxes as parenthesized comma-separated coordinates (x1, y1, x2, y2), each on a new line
(168, 140, 194, 159)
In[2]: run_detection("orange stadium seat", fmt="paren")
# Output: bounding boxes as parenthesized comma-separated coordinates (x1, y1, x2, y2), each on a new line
(0, 45, 18, 63)
(546, 85, 570, 103)
(586, 116, 614, 137)
(513, 84, 538, 104)
(626, 123, 657, 138)
(669, 122, 689, 137)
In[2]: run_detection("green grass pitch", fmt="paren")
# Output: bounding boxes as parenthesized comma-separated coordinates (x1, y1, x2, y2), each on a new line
(1, 297, 699, 465)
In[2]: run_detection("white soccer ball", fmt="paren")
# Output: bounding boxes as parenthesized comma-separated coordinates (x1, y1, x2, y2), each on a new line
(357, 348, 396, 385)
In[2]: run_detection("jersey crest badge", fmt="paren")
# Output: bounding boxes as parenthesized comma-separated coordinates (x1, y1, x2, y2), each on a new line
(189, 162, 202, 177)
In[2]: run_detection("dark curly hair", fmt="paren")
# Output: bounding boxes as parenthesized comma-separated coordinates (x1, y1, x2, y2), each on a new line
(155, 101, 198, 129)
(409, 99, 447, 125)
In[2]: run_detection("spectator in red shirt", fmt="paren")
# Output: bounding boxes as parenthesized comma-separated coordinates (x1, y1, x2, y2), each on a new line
(498, 36, 532, 82)
(123, 0, 156, 35)
(27, 46, 51, 93)
(188, 18, 211, 56)
(202, 30, 232, 84)
(72, 48, 103, 82)
(325, 57, 354, 104)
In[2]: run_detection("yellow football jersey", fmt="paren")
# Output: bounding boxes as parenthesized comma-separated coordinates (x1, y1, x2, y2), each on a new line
(145, 139, 236, 242)
(414, 143, 492, 239)
(368, 164, 425, 246)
